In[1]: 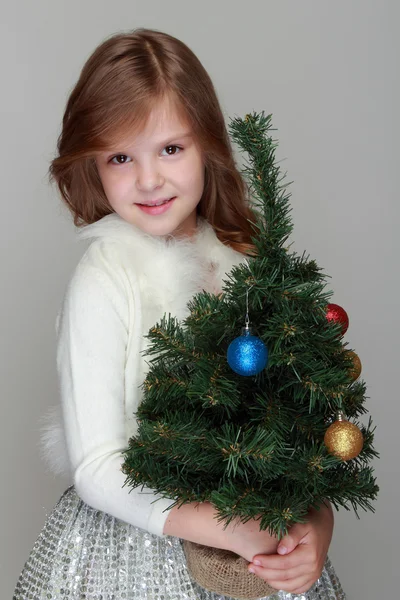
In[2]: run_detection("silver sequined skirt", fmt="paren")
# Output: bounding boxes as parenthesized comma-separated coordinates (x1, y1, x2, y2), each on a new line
(14, 487, 346, 600)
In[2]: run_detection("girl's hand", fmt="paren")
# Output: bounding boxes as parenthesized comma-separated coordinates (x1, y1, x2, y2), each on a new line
(226, 516, 280, 562)
(247, 502, 334, 594)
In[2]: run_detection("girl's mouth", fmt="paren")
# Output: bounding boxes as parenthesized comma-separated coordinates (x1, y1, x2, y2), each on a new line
(136, 197, 176, 215)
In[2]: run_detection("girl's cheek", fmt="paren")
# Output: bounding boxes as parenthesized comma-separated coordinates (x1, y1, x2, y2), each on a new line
(111, 172, 135, 191)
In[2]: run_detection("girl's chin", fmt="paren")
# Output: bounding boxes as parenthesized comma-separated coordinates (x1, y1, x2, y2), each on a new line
(117, 203, 198, 237)
(133, 210, 198, 238)
(134, 217, 181, 237)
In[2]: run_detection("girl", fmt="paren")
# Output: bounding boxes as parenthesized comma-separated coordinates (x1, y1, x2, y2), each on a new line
(14, 29, 345, 600)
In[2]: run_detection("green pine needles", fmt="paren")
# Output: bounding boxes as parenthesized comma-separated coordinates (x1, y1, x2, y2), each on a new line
(122, 113, 378, 538)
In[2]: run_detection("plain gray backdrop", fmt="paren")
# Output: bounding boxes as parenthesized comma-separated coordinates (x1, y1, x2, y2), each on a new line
(1, 1, 398, 598)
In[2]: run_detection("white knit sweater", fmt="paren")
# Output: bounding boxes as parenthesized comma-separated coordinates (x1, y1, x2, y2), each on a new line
(42, 214, 246, 537)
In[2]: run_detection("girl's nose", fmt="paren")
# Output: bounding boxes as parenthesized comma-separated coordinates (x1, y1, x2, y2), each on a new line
(136, 162, 165, 192)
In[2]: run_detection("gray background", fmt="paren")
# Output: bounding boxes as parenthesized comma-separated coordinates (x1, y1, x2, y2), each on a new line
(1, 1, 397, 598)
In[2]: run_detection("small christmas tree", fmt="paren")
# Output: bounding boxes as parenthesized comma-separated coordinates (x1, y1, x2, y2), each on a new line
(122, 113, 378, 540)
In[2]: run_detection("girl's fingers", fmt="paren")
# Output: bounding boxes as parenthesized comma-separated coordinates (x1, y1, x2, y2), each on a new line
(276, 525, 308, 556)
(249, 565, 315, 595)
(251, 548, 309, 572)
(248, 564, 305, 585)
(248, 551, 323, 594)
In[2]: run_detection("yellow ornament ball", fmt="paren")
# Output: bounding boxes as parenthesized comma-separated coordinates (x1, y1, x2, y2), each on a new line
(347, 350, 362, 381)
(324, 416, 364, 461)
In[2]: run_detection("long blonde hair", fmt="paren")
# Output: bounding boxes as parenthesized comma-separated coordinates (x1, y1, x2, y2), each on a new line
(50, 29, 257, 254)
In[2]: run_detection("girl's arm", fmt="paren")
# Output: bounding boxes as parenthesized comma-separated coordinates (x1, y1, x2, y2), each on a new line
(163, 501, 279, 560)
(57, 243, 172, 536)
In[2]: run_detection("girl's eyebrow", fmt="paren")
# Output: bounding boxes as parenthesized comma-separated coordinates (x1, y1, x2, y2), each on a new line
(157, 131, 192, 145)
(103, 132, 193, 156)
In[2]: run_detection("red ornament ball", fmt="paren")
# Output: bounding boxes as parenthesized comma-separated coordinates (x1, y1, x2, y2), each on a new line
(326, 303, 349, 335)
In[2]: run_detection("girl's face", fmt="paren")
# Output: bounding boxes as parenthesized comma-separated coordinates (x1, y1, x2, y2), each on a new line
(95, 99, 205, 237)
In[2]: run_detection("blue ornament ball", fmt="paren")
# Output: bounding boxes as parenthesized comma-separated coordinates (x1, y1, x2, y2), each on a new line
(227, 329, 269, 376)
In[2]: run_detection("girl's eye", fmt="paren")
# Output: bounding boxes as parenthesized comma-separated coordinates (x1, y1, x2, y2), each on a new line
(161, 145, 182, 156)
(110, 154, 131, 165)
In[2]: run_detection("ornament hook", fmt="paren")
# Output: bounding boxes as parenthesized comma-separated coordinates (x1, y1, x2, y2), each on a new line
(244, 284, 254, 331)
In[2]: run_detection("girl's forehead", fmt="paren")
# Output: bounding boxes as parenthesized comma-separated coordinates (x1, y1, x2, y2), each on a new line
(110, 98, 191, 149)
(143, 101, 189, 134)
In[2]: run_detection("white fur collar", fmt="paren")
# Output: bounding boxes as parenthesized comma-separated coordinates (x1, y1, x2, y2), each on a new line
(78, 213, 247, 303)
(77, 213, 221, 252)
(77, 212, 244, 268)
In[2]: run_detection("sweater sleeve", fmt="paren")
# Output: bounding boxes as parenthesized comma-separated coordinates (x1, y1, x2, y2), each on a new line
(56, 243, 172, 536)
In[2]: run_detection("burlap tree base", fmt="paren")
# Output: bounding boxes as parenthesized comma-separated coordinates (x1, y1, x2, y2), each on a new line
(183, 540, 278, 600)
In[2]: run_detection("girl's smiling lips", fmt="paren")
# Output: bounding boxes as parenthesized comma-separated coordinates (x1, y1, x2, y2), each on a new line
(136, 197, 176, 215)
(137, 197, 174, 206)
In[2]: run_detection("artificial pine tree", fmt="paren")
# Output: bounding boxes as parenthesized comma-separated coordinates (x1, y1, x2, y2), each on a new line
(122, 113, 378, 596)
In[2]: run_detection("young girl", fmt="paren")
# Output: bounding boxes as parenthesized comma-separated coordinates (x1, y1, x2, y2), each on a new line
(14, 29, 345, 600)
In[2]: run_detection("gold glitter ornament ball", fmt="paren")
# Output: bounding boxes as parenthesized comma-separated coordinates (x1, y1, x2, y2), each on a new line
(347, 350, 362, 381)
(324, 418, 364, 461)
